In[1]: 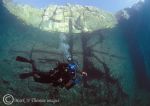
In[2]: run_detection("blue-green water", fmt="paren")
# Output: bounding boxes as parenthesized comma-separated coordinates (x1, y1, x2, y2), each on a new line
(0, 0, 150, 106)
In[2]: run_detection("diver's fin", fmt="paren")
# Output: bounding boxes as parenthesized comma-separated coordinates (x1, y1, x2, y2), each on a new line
(19, 72, 33, 79)
(16, 56, 31, 63)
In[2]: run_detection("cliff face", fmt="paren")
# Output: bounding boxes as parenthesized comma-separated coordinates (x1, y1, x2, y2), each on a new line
(3, 0, 116, 33)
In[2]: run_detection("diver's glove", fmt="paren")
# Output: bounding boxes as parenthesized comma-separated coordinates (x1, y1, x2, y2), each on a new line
(81, 71, 87, 76)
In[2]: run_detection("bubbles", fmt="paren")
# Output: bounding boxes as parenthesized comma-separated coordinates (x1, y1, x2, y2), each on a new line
(59, 33, 71, 59)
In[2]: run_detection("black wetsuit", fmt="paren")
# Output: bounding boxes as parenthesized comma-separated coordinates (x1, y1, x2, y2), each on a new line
(17, 56, 76, 89)
(31, 62, 74, 88)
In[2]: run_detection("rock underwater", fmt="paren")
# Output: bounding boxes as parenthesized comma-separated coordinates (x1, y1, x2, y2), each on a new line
(3, 0, 117, 33)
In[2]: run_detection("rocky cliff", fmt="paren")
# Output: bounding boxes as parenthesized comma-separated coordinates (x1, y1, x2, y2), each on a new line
(3, 0, 117, 33)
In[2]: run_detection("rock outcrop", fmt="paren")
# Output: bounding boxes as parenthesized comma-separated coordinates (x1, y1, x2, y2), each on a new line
(3, 0, 117, 33)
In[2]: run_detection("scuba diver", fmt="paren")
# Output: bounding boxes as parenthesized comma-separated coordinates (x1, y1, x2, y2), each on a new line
(16, 56, 87, 90)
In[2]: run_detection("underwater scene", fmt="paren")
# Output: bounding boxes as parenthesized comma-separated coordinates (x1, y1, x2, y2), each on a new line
(0, 0, 150, 106)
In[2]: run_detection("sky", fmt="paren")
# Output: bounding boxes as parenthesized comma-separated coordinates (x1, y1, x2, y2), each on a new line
(12, 0, 144, 13)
